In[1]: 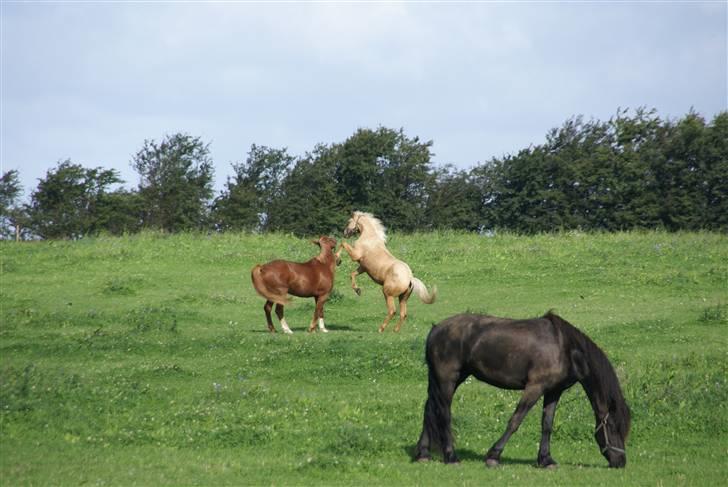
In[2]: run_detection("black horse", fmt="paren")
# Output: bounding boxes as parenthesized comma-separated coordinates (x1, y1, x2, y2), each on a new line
(414, 312, 631, 468)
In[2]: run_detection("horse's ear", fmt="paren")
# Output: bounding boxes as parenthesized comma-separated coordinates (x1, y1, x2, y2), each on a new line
(311, 239, 320, 246)
(571, 349, 590, 380)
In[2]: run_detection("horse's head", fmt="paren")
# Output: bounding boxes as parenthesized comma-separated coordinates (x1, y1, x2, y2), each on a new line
(594, 411, 628, 468)
(312, 236, 341, 266)
(343, 211, 387, 242)
(343, 213, 361, 237)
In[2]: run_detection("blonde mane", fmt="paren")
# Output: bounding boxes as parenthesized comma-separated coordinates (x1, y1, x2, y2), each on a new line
(354, 211, 387, 243)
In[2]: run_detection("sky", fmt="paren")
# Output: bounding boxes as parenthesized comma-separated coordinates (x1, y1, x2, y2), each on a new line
(2, 1, 726, 200)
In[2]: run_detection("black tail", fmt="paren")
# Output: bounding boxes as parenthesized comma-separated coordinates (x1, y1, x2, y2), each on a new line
(415, 327, 454, 460)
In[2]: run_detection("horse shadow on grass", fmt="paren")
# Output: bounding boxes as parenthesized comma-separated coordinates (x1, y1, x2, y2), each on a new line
(248, 323, 356, 333)
(401, 445, 602, 469)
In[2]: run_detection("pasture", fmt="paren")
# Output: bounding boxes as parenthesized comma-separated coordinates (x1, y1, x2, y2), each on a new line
(1, 231, 726, 485)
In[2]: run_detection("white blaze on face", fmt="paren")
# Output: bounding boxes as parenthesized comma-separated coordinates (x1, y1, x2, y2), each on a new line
(318, 318, 328, 333)
(280, 319, 293, 334)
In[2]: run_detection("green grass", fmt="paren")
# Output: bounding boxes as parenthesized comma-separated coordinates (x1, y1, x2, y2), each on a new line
(1, 231, 726, 485)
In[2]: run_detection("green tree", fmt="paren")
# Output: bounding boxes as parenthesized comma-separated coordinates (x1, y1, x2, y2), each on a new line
(211, 145, 293, 232)
(424, 166, 483, 231)
(0, 170, 29, 240)
(0, 170, 22, 215)
(334, 127, 433, 231)
(132, 133, 214, 232)
(93, 189, 145, 235)
(701, 112, 728, 230)
(28, 160, 122, 239)
(266, 144, 345, 236)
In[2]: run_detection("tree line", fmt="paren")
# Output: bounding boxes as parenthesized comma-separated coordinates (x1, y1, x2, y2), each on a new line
(2, 108, 726, 240)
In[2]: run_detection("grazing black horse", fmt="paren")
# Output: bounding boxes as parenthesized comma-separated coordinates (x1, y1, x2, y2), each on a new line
(414, 312, 631, 468)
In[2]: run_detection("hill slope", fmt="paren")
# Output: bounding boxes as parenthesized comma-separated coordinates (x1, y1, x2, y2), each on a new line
(1, 231, 726, 485)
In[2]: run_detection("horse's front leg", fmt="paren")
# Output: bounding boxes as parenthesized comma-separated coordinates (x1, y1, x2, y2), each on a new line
(537, 389, 563, 468)
(340, 243, 365, 296)
(485, 385, 544, 467)
(340, 242, 363, 261)
(308, 294, 329, 333)
(351, 266, 364, 296)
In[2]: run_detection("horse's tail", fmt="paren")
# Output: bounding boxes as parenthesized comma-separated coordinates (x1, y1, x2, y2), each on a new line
(411, 277, 437, 304)
(416, 326, 452, 459)
(251, 265, 290, 305)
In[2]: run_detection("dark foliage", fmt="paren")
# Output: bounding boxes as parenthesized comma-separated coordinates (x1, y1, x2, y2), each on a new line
(132, 133, 214, 232)
(28, 160, 122, 239)
(1, 170, 29, 240)
(10, 109, 728, 239)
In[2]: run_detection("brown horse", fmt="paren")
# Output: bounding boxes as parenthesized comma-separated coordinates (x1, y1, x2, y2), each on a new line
(251, 236, 340, 334)
(340, 211, 436, 332)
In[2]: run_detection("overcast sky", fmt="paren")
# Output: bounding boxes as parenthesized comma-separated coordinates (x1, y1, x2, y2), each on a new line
(2, 1, 726, 199)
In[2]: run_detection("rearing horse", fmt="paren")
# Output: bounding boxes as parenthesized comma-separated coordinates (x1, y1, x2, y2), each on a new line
(340, 211, 436, 332)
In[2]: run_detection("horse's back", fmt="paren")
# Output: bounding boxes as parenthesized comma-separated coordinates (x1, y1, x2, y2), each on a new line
(427, 313, 568, 390)
(254, 260, 292, 282)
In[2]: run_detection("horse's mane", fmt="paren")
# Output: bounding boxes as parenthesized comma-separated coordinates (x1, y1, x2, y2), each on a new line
(353, 211, 387, 243)
(545, 312, 631, 439)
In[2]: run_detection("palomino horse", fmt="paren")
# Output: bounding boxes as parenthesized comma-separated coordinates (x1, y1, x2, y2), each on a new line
(415, 312, 631, 468)
(251, 236, 340, 334)
(340, 211, 436, 332)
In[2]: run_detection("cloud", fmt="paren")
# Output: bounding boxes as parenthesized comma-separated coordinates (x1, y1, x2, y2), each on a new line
(2, 2, 725, 197)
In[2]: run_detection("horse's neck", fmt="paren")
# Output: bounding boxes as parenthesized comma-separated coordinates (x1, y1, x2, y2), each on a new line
(358, 222, 386, 247)
(578, 358, 610, 423)
(355, 236, 388, 256)
(316, 248, 340, 269)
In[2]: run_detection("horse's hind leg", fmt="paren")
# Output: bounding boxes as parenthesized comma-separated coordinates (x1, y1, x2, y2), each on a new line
(263, 301, 276, 333)
(393, 287, 413, 333)
(275, 304, 292, 334)
(378, 294, 397, 333)
(485, 384, 544, 467)
(537, 389, 563, 468)
(415, 369, 462, 464)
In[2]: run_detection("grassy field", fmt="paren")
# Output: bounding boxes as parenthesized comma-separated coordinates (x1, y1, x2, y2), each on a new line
(1, 231, 726, 486)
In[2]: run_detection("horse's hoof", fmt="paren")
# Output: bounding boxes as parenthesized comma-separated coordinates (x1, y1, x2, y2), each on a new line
(321, 328, 329, 333)
(415, 456, 430, 463)
(544, 463, 558, 470)
(443, 455, 461, 465)
(354, 288, 362, 296)
(485, 458, 500, 468)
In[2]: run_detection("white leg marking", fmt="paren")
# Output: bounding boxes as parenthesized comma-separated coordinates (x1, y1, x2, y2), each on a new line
(280, 318, 293, 334)
(318, 318, 328, 333)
